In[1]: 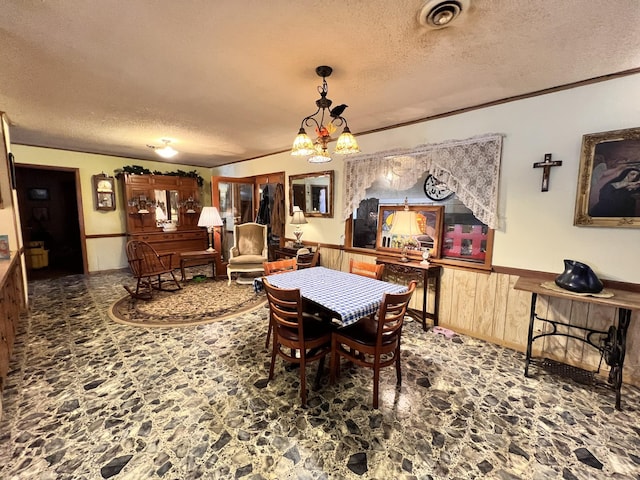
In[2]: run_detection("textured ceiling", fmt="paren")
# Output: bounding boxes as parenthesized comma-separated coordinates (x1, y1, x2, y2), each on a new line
(1, 0, 640, 168)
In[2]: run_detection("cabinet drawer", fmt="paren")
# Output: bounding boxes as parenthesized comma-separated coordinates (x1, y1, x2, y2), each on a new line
(125, 175, 152, 186)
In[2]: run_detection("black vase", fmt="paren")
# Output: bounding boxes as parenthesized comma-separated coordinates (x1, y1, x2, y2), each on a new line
(555, 259, 604, 294)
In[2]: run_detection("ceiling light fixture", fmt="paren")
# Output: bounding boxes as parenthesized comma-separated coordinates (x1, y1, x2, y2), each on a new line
(291, 65, 360, 163)
(148, 139, 178, 159)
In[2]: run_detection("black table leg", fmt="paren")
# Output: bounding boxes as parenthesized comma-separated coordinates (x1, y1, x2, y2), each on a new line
(314, 356, 326, 390)
(422, 270, 428, 331)
(613, 308, 631, 410)
(433, 270, 440, 327)
(524, 293, 537, 377)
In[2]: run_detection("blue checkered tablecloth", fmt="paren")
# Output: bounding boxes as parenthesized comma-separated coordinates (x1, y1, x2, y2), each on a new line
(263, 266, 407, 327)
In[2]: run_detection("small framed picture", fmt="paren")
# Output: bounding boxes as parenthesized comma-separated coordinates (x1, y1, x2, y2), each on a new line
(27, 187, 49, 201)
(93, 174, 116, 211)
(0, 234, 9, 259)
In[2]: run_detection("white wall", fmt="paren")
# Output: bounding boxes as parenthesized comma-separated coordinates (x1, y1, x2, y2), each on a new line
(214, 74, 640, 284)
(0, 115, 19, 252)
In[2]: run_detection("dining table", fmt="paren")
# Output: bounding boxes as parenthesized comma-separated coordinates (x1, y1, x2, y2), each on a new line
(263, 266, 408, 327)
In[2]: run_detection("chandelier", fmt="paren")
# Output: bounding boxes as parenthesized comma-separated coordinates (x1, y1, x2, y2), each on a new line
(291, 65, 360, 163)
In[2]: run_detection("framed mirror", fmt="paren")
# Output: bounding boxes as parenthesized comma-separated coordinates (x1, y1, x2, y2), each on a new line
(154, 189, 180, 228)
(289, 170, 334, 218)
(376, 204, 444, 259)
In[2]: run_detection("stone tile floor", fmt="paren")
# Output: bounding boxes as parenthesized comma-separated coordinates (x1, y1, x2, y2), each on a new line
(0, 271, 639, 479)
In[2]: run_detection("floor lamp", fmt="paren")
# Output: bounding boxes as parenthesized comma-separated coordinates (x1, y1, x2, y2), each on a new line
(198, 206, 224, 252)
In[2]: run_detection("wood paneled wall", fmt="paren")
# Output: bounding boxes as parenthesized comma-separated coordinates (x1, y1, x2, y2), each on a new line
(315, 245, 640, 387)
(1, 254, 26, 419)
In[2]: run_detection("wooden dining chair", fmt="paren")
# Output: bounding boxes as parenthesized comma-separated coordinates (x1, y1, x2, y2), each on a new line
(297, 244, 320, 269)
(262, 258, 297, 347)
(264, 258, 297, 275)
(330, 280, 417, 408)
(263, 278, 332, 406)
(349, 258, 384, 280)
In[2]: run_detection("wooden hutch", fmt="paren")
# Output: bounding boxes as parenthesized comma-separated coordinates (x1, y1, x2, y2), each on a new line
(121, 173, 207, 268)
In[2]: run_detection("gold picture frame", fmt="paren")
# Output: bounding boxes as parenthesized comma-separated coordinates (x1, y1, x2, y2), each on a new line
(574, 127, 640, 228)
(376, 204, 444, 259)
(93, 174, 116, 211)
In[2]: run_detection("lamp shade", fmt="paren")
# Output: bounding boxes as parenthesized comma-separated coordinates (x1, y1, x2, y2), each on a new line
(198, 206, 223, 227)
(290, 207, 308, 225)
(389, 210, 420, 236)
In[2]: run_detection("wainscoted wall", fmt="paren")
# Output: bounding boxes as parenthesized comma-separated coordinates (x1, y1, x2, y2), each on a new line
(316, 245, 640, 387)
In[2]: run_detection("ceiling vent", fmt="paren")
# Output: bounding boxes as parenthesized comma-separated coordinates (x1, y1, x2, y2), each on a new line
(418, 0, 470, 29)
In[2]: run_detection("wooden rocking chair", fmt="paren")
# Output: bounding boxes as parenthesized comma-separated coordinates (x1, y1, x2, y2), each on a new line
(124, 240, 181, 300)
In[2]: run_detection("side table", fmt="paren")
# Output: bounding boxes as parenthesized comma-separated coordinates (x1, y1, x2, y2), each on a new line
(376, 256, 442, 330)
(514, 275, 640, 410)
(179, 250, 219, 281)
(273, 246, 320, 267)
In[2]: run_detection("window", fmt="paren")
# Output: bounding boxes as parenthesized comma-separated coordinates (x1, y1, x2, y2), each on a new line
(348, 172, 494, 269)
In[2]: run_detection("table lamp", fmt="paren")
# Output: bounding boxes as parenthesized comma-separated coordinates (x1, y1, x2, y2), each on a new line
(290, 206, 308, 248)
(198, 206, 224, 252)
(389, 199, 421, 262)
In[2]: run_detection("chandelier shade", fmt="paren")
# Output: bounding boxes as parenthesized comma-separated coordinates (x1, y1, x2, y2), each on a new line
(334, 126, 360, 155)
(307, 145, 332, 163)
(291, 128, 316, 156)
(291, 65, 360, 163)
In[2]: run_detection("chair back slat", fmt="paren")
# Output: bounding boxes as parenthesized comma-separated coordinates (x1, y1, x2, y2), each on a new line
(264, 258, 297, 275)
(349, 259, 384, 280)
(263, 279, 303, 332)
(377, 280, 417, 345)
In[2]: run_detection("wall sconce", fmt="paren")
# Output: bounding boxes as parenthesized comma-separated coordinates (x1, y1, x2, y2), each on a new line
(290, 206, 308, 247)
(197, 206, 224, 252)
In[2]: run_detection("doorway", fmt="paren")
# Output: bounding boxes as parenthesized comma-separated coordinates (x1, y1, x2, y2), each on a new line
(211, 172, 285, 262)
(15, 165, 86, 280)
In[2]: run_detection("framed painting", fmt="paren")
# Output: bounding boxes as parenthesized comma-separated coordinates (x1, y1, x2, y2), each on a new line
(574, 127, 640, 228)
(93, 174, 116, 211)
(27, 187, 49, 201)
(376, 204, 444, 259)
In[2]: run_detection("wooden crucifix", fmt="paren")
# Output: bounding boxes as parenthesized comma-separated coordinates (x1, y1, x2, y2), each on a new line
(533, 153, 562, 192)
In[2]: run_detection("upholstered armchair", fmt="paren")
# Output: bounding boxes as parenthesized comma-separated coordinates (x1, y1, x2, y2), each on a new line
(227, 222, 268, 285)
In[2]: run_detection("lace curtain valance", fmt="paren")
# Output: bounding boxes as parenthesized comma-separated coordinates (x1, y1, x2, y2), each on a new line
(342, 133, 503, 229)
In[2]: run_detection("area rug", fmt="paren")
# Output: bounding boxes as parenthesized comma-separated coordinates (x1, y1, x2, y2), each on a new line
(108, 279, 267, 327)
